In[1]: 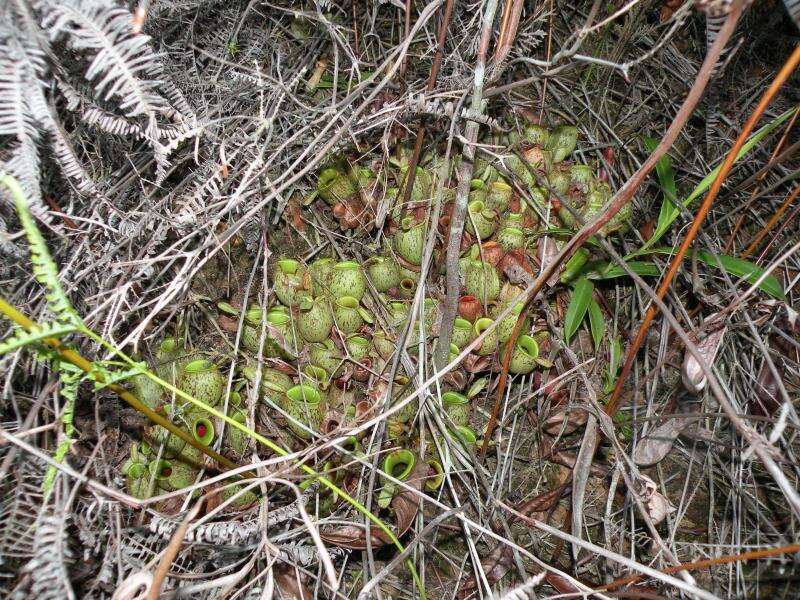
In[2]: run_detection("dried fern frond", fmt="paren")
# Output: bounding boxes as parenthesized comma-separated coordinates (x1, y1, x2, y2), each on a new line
(0, 31, 48, 219)
(24, 512, 75, 600)
(41, 0, 170, 123)
(0, 460, 45, 560)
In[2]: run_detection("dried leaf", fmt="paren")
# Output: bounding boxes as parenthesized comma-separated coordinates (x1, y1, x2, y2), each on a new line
(571, 416, 598, 560)
(542, 407, 588, 436)
(682, 312, 726, 393)
(320, 459, 426, 550)
(537, 236, 562, 287)
(636, 474, 676, 525)
(275, 568, 312, 600)
(633, 417, 692, 466)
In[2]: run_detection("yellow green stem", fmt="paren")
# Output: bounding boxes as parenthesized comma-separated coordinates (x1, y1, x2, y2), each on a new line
(0, 299, 424, 596)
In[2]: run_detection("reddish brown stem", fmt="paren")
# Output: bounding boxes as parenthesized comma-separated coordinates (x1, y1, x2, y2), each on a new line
(396, 0, 456, 215)
(601, 543, 800, 592)
(742, 182, 800, 259)
(480, 0, 746, 454)
(607, 42, 800, 417)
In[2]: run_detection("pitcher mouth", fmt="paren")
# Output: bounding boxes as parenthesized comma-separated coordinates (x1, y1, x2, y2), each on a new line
(268, 311, 291, 326)
(286, 384, 321, 405)
(468, 199, 485, 213)
(452, 426, 477, 445)
(193, 418, 215, 444)
(151, 459, 172, 479)
(336, 296, 359, 309)
(383, 449, 415, 480)
(159, 338, 181, 353)
(334, 261, 359, 271)
(517, 335, 539, 358)
(185, 358, 214, 373)
(454, 317, 472, 330)
(318, 168, 340, 187)
(474, 317, 494, 335)
(277, 258, 300, 274)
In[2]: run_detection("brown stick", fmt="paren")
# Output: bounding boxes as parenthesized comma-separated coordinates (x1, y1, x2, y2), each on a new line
(147, 500, 203, 599)
(607, 41, 800, 417)
(0, 297, 240, 472)
(480, 0, 746, 453)
(601, 543, 800, 592)
(397, 0, 456, 217)
(741, 182, 800, 259)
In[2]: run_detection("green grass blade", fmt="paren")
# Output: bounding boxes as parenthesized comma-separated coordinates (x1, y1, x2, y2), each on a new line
(644, 136, 678, 241)
(640, 107, 798, 251)
(696, 250, 786, 301)
(627, 246, 785, 300)
(588, 297, 605, 352)
(564, 277, 594, 343)
(589, 261, 662, 280)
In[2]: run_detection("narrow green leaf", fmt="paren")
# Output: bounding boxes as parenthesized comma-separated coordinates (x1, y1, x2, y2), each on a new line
(626, 246, 785, 300)
(644, 137, 678, 240)
(641, 107, 798, 250)
(695, 251, 786, 300)
(0, 322, 78, 356)
(467, 377, 487, 399)
(587, 298, 605, 352)
(604, 336, 623, 395)
(590, 261, 662, 280)
(564, 277, 594, 343)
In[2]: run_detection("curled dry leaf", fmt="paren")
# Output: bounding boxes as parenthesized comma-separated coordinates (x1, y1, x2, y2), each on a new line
(463, 352, 494, 374)
(537, 236, 562, 287)
(319, 459, 427, 550)
(636, 474, 676, 525)
(752, 360, 782, 417)
(751, 317, 797, 417)
(633, 416, 692, 466)
(332, 196, 369, 230)
(442, 368, 467, 390)
(499, 248, 535, 277)
(218, 314, 240, 333)
(682, 312, 726, 394)
(275, 568, 313, 600)
(542, 406, 588, 436)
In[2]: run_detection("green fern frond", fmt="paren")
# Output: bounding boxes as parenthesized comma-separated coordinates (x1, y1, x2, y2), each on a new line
(57, 361, 82, 437)
(42, 440, 71, 497)
(41, 362, 82, 496)
(0, 321, 77, 356)
(90, 360, 146, 390)
(0, 175, 83, 330)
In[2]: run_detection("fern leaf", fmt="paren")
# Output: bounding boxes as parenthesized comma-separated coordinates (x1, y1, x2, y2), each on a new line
(41, 439, 71, 497)
(89, 359, 146, 389)
(2, 136, 43, 216)
(82, 104, 145, 138)
(42, 0, 170, 120)
(0, 174, 83, 328)
(57, 360, 83, 437)
(0, 32, 44, 142)
(46, 115, 100, 196)
(0, 321, 77, 355)
(0, 33, 52, 222)
(26, 513, 76, 600)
